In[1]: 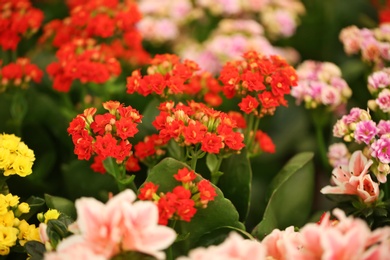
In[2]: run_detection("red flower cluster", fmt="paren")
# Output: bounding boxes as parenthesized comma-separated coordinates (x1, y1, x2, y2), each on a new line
(39, 0, 149, 65)
(152, 100, 245, 154)
(134, 134, 168, 167)
(187, 72, 223, 107)
(46, 38, 121, 92)
(0, 58, 43, 92)
(0, 0, 44, 50)
(126, 54, 200, 98)
(219, 51, 298, 117)
(67, 100, 142, 173)
(138, 167, 217, 225)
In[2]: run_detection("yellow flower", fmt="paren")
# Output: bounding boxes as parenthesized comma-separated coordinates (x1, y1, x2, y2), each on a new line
(0, 197, 8, 216)
(0, 226, 18, 253)
(0, 147, 12, 170)
(0, 244, 10, 256)
(0, 211, 15, 227)
(16, 142, 35, 161)
(18, 220, 40, 246)
(4, 194, 19, 207)
(44, 209, 60, 223)
(17, 203, 30, 214)
(4, 155, 33, 177)
(0, 134, 20, 152)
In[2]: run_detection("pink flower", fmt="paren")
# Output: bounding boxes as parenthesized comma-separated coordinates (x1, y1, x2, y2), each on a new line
(45, 190, 176, 259)
(376, 89, 390, 113)
(368, 70, 390, 90)
(356, 174, 380, 203)
(177, 232, 266, 260)
(377, 120, 390, 137)
(327, 143, 350, 168)
(371, 136, 390, 164)
(261, 226, 300, 260)
(321, 150, 373, 196)
(354, 120, 378, 145)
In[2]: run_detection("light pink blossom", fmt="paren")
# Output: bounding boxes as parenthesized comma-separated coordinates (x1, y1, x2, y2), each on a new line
(327, 142, 350, 168)
(377, 120, 390, 137)
(356, 174, 380, 203)
(177, 232, 266, 260)
(44, 190, 176, 260)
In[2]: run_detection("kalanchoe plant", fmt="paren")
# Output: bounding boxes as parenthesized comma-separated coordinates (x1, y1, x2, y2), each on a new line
(323, 107, 390, 228)
(67, 100, 142, 190)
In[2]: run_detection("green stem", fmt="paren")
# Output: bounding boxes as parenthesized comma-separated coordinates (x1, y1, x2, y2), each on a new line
(210, 156, 224, 185)
(244, 114, 254, 145)
(313, 117, 330, 171)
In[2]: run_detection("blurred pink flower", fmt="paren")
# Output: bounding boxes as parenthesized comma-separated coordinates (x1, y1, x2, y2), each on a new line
(177, 232, 266, 260)
(45, 189, 176, 259)
(327, 142, 350, 168)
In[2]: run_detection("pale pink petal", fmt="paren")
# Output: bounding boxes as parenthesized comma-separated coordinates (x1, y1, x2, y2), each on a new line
(349, 150, 372, 177)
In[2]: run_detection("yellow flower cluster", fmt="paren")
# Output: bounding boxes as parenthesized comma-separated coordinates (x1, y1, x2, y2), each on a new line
(0, 193, 40, 255)
(0, 134, 35, 177)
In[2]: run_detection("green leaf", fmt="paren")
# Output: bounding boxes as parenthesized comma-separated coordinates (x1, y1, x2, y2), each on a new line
(206, 153, 218, 173)
(47, 219, 71, 239)
(141, 157, 244, 258)
(194, 226, 254, 248)
(24, 241, 45, 260)
(218, 149, 252, 222)
(103, 157, 121, 179)
(45, 194, 77, 220)
(62, 159, 118, 201)
(252, 152, 314, 240)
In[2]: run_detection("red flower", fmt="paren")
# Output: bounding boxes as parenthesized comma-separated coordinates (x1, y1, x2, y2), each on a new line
(93, 133, 120, 160)
(125, 155, 141, 172)
(174, 167, 196, 183)
(197, 180, 217, 204)
(91, 155, 106, 174)
(115, 119, 139, 140)
(238, 95, 259, 114)
(255, 130, 276, 154)
(201, 133, 223, 154)
(138, 182, 159, 200)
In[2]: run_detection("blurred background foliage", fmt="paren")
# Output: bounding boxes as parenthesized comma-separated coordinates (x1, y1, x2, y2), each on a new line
(0, 0, 380, 231)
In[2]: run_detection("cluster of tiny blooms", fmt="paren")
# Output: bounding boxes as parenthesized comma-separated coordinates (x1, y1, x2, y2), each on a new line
(0, 58, 43, 93)
(321, 151, 380, 204)
(0, 0, 44, 51)
(0, 193, 40, 255)
(195, 0, 305, 40)
(153, 100, 245, 154)
(137, 0, 194, 43)
(178, 19, 300, 75)
(133, 134, 168, 168)
(291, 60, 352, 112)
(44, 189, 176, 260)
(138, 167, 217, 225)
(219, 50, 298, 118)
(180, 209, 390, 259)
(46, 38, 121, 92)
(327, 142, 351, 168)
(39, 0, 149, 66)
(333, 107, 390, 183)
(367, 67, 390, 114)
(67, 100, 142, 174)
(126, 54, 200, 98)
(339, 23, 390, 69)
(0, 133, 35, 177)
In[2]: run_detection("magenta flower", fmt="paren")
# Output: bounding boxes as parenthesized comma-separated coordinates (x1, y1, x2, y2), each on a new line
(354, 120, 378, 145)
(376, 88, 390, 113)
(377, 120, 390, 137)
(371, 136, 390, 164)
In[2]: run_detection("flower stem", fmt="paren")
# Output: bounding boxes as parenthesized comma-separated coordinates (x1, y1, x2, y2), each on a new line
(210, 156, 224, 185)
